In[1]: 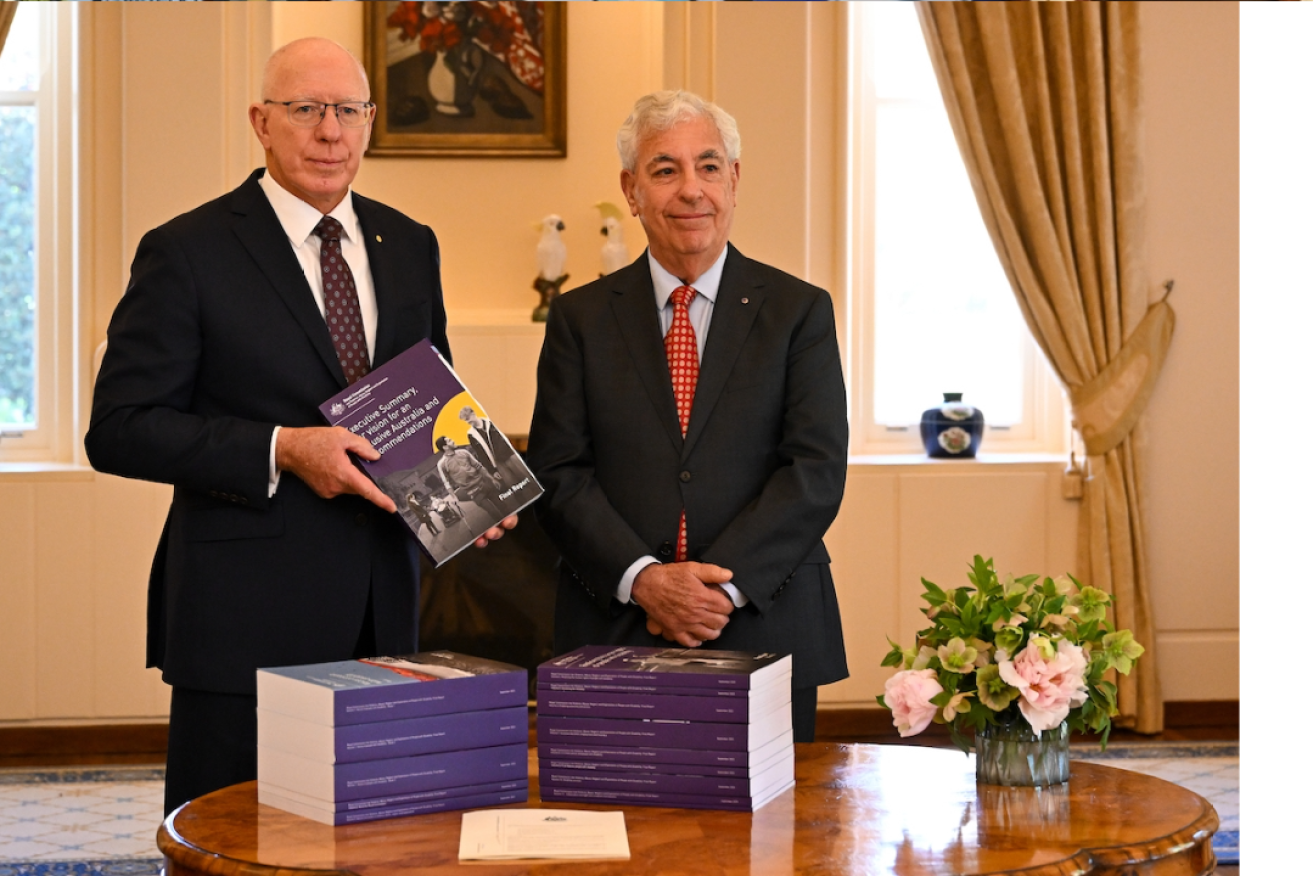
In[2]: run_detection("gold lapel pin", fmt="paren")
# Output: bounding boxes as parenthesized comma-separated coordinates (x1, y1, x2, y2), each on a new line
(376, 235, 383, 243)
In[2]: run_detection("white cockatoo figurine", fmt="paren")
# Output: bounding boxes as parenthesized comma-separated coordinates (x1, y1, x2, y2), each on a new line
(532, 214, 569, 322)
(536, 214, 567, 282)
(596, 201, 629, 276)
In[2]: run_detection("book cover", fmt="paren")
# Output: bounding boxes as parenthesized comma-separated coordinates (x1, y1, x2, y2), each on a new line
(258, 777, 529, 814)
(537, 681, 791, 724)
(535, 702, 791, 752)
(257, 741, 528, 803)
(320, 340, 543, 568)
(259, 783, 529, 826)
(258, 705, 528, 764)
(541, 746, 793, 797)
(539, 772, 796, 813)
(538, 646, 792, 692)
(256, 651, 528, 727)
(540, 729, 793, 777)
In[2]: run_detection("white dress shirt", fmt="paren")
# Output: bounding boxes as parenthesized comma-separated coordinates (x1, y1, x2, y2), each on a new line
(617, 247, 748, 610)
(258, 172, 379, 494)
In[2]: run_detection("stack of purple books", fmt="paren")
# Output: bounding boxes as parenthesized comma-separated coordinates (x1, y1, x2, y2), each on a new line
(536, 646, 795, 812)
(255, 651, 530, 825)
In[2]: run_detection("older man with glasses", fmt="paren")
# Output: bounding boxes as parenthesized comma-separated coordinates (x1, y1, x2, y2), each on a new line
(86, 37, 514, 815)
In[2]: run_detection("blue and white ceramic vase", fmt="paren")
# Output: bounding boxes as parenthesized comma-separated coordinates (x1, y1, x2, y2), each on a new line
(920, 393, 984, 458)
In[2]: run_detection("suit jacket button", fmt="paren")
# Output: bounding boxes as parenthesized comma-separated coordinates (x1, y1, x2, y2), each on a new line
(679, 471, 692, 483)
(355, 513, 368, 527)
(658, 542, 674, 559)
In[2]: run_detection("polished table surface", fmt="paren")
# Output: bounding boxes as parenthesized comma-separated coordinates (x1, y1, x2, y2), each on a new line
(160, 743, 1218, 876)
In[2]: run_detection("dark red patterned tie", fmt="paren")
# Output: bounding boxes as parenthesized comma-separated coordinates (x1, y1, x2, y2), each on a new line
(314, 215, 370, 385)
(665, 285, 699, 562)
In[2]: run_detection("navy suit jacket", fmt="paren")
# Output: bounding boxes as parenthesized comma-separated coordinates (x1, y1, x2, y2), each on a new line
(86, 169, 450, 695)
(527, 246, 849, 689)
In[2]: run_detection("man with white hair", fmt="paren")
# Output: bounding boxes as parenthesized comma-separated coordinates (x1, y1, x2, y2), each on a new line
(529, 91, 849, 741)
(86, 38, 513, 813)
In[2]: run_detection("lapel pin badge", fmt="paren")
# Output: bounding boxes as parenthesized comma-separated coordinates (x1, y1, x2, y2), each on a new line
(741, 297, 749, 304)
(376, 235, 383, 243)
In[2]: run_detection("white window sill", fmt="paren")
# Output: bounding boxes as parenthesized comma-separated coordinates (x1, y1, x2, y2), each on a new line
(0, 463, 95, 482)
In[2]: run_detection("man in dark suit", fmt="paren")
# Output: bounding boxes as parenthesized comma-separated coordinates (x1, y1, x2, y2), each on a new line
(85, 38, 512, 814)
(527, 91, 849, 741)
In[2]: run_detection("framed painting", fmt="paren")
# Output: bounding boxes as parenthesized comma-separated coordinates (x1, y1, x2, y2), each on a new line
(364, 2, 566, 158)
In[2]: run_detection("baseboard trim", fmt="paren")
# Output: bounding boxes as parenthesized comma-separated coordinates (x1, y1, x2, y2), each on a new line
(0, 700, 1238, 763)
(0, 724, 170, 765)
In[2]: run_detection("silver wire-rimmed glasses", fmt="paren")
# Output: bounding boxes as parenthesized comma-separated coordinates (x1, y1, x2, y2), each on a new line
(264, 100, 376, 128)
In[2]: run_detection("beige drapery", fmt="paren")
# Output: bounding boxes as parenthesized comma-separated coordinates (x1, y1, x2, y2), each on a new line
(0, 3, 18, 58)
(917, 1, 1168, 732)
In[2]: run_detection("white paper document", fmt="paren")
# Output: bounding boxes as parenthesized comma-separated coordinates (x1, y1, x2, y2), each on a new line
(457, 808, 630, 860)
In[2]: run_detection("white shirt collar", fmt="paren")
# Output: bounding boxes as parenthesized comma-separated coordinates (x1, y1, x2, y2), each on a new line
(648, 246, 728, 310)
(258, 170, 361, 249)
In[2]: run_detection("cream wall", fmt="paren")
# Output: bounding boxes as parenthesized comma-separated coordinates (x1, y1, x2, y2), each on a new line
(0, 1, 1237, 727)
(1139, 2, 1241, 702)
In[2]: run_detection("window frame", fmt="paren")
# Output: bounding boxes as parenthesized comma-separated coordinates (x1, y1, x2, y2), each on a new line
(844, 3, 1068, 459)
(0, 4, 79, 466)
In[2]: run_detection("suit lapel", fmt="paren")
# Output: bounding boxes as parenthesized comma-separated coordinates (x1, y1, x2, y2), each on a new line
(355, 195, 402, 365)
(230, 172, 345, 386)
(683, 245, 765, 460)
(610, 258, 684, 453)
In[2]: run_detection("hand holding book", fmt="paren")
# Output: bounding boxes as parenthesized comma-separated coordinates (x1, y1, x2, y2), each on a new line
(275, 425, 395, 512)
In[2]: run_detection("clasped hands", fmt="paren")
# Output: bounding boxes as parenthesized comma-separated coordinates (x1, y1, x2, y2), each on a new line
(631, 560, 735, 649)
(275, 426, 517, 546)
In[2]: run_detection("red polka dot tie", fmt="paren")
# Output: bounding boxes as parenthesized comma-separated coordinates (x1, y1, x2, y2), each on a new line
(665, 285, 699, 561)
(314, 215, 370, 385)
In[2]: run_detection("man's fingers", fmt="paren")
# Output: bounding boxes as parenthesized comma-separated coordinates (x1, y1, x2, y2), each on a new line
(690, 562, 735, 584)
(354, 474, 396, 513)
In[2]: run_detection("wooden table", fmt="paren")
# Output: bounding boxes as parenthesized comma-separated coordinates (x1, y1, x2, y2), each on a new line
(159, 743, 1218, 876)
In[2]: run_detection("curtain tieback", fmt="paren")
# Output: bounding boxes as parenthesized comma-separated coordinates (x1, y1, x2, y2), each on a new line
(1071, 300, 1176, 456)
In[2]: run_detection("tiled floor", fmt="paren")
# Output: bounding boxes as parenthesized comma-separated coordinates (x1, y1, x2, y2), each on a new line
(0, 768, 163, 864)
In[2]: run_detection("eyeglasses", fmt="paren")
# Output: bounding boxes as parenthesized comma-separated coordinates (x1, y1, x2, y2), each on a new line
(264, 100, 376, 128)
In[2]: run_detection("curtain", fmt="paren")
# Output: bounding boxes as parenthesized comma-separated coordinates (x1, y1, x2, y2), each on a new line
(0, 3, 17, 58)
(917, 1, 1169, 733)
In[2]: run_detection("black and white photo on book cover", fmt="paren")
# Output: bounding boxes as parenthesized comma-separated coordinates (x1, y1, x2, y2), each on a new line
(320, 341, 542, 567)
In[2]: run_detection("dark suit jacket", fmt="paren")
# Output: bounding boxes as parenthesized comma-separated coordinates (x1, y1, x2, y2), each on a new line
(85, 169, 449, 696)
(527, 246, 849, 689)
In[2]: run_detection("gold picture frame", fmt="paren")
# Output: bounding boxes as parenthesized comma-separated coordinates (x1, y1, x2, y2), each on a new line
(364, 1, 567, 158)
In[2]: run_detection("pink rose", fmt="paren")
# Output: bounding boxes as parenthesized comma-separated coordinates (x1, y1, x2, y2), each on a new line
(996, 639, 1089, 733)
(884, 669, 943, 737)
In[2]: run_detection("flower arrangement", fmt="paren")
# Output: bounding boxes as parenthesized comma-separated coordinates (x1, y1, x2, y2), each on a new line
(878, 555, 1144, 751)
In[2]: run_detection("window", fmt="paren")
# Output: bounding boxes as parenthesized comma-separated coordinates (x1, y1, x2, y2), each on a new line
(847, 4, 1066, 457)
(0, 4, 77, 464)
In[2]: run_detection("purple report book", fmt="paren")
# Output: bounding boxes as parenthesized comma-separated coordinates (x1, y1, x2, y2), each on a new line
(320, 340, 543, 568)
(257, 741, 528, 803)
(258, 705, 528, 764)
(541, 746, 793, 797)
(260, 784, 528, 826)
(538, 646, 791, 692)
(540, 728, 794, 777)
(258, 777, 529, 814)
(536, 682, 790, 724)
(256, 650, 527, 726)
(535, 702, 791, 752)
(539, 772, 796, 813)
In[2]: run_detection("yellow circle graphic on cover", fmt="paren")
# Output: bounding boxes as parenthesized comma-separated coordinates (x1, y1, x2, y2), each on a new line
(431, 391, 487, 451)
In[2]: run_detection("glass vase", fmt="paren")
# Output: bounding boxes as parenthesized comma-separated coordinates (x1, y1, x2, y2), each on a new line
(974, 718, 1070, 787)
